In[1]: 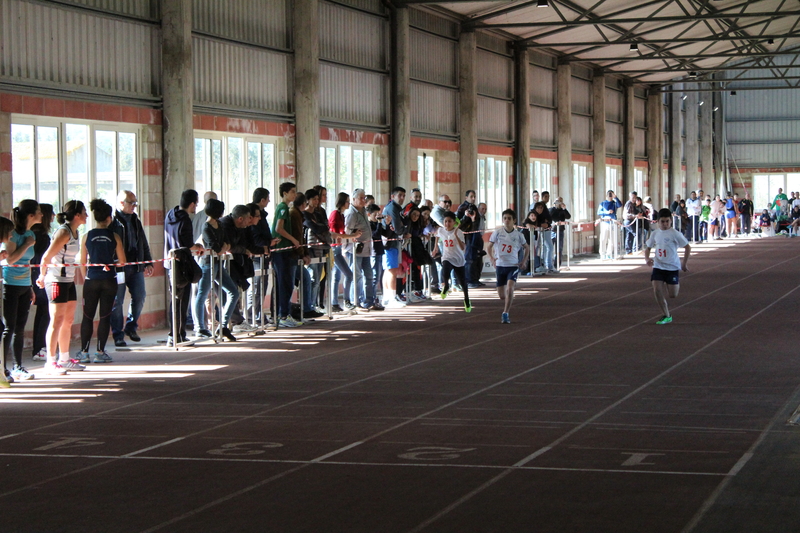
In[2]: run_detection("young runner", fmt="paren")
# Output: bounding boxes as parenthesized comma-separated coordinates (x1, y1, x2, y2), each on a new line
(644, 208, 691, 325)
(486, 209, 529, 324)
(437, 212, 471, 313)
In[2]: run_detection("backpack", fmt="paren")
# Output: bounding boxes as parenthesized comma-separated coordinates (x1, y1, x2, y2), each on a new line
(172, 247, 202, 289)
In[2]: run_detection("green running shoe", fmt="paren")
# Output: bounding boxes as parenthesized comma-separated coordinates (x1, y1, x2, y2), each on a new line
(464, 303, 472, 313)
(656, 316, 672, 325)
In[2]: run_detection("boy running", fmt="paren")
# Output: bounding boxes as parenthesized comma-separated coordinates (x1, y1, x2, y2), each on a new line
(486, 209, 529, 324)
(644, 208, 691, 325)
(437, 212, 471, 312)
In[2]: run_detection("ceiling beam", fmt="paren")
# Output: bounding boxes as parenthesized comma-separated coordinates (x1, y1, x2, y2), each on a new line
(564, 49, 800, 61)
(523, 34, 798, 47)
(657, 85, 800, 92)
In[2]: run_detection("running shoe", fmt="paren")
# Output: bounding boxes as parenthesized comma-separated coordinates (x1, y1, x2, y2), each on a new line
(331, 304, 344, 313)
(32, 348, 47, 362)
(656, 316, 673, 325)
(440, 290, 449, 300)
(0, 374, 9, 388)
(74, 350, 91, 364)
(233, 323, 257, 333)
(217, 327, 237, 342)
(125, 329, 141, 342)
(407, 292, 425, 303)
(44, 361, 68, 375)
(384, 298, 406, 309)
(11, 365, 34, 381)
(195, 328, 213, 338)
(279, 316, 302, 328)
(62, 359, 86, 371)
(464, 303, 472, 313)
(501, 312, 510, 324)
(92, 352, 113, 364)
(368, 304, 384, 311)
(344, 300, 356, 310)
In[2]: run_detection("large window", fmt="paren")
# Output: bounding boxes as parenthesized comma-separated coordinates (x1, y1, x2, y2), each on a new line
(478, 156, 509, 229)
(572, 163, 589, 221)
(194, 133, 277, 208)
(11, 119, 137, 210)
(530, 160, 553, 206)
(634, 168, 645, 197)
(319, 143, 374, 201)
(417, 151, 435, 204)
(753, 173, 800, 211)
(606, 166, 620, 194)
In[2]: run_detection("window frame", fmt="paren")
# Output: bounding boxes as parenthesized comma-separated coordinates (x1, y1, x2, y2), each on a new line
(417, 151, 436, 205)
(529, 159, 554, 208)
(572, 162, 589, 222)
(319, 141, 376, 203)
(478, 155, 510, 229)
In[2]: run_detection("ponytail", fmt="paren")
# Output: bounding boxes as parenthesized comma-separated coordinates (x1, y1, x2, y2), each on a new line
(13, 199, 39, 234)
(57, 200, 85, 225)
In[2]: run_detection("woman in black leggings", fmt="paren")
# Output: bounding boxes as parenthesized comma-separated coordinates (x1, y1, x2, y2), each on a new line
(76, 199, 126, 364)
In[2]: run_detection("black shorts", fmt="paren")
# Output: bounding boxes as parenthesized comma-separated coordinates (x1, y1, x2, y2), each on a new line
(651, 268, 680, 285)
(496, 266, 519, 287)
(45, 281, 77, 303)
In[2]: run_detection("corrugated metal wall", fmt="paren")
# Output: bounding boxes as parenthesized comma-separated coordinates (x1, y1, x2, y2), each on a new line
(319, 0, 388, 128)
(58, 0, 155, 19)
(477, 40, 513, 144)
(529, 62, 556, 148)
(334, 0, 385, 15)
(634, 89, 647, 158)
(728, 143, 800, 168)
(193, 0, 290, 50)
(0, 0, 160, 99)
(606, 86, 623, 155)
(572, 76, 592, 151)
(409, 7, 458, 39)
(193, 36, 290, 115)
(409, 14, 458, 137)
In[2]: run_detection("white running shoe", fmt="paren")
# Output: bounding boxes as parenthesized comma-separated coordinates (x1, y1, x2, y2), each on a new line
(32, 348, 47, 362)
(232, 324, 257, 333)
(11, 365, 35, 381)
(383, 298, 406, 309)
(44, 362, 68, 375)
(279, 316, 302, 328)
(61, 359, 86, 372)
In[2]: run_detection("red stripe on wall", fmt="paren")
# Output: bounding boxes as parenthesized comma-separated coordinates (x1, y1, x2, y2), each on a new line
(143, 158, 162, 176)
(478, 144, 514, 157)
(0, 93, 23, 113)
(411, 137, 459, 151)
(410, 170, 419, 183)
(320, 128, 388, 145)
(572, 154, 594, 163)
(635, 160, 649, 168)
(1, 93, 162, 125)
(530, 149, 557, 160)
(731, 167, 800, 173)
(0, 152, 11, 173)
(435, 172, 460, 183)
(606, 158, 623, 166)
(376, 169, 389, 182)
(142, 209, 165, 227)
(279, 164, 295, 180)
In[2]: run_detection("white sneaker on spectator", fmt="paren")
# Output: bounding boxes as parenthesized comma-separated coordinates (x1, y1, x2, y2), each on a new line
(44, 362, 68, 375)
(62, 359, 86, 371)
(279, 316, 302, 328)
(384, 298, 406, 308)
(32, 348, 47, 362)
(233, 324, 257, 333)
(407, 292, 424, 303)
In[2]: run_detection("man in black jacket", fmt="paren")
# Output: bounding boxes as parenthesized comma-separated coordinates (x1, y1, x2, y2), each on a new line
(220, 205, 255, 328)
(110, 190, 153, 347)
(164, 189, 202, 346)
(247, 188, 273, 324)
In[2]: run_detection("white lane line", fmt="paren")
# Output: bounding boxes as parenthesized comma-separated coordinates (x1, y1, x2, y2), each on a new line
(310, 441, 364, 462)
(0, 452, 728, 476)
(122, 437, 186, 457)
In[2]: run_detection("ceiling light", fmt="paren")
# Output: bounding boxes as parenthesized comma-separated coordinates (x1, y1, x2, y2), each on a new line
(630, 43, 639, 51)
(689, 71, 698, 78)
(699, 100, 704, 106)
(537, 0, 548, 6)
(682, 95, 687, 100)
(768, 39, 774, 45)
(714, 106, 719, 111)
(731, 91, 737, 96)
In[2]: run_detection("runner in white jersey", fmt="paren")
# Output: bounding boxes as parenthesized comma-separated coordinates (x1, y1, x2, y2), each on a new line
(436, 212, 471, 312)
(644, 208, 690, 325)
(486, 209, 529, 324)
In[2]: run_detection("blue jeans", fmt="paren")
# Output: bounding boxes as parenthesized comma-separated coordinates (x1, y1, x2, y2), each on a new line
(333, 246, 352, 304)
(372, 255, 384, 304)
(193, 261, 239, 329)
(246, 257, 269, 322)
(306, 260, 324, 310)
(540, 229, 554, 269)
(111, 267, 146, 341)
(297, 261, 314, 311)
(271, 251, 295, 319)
(345, 253, 374, 308)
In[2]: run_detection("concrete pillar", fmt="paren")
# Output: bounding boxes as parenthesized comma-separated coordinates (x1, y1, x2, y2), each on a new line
(0, 109, 11, 215)
(390, 7, 411, 193)
(646, 88, 663, 209)
(699, 86, 714, 195)
(685, 90, 699, 192)
(556, 62, 572, 209)
(713, 90, 727, 195)
(514, 46, 530, 213)
(459, 30, 478, 199)
(161, 0, 194, 211)
(293, 0, 319, 193)
(669, 89, 683, 203)
(623, 82, 635, 195)
(592, 71, 606, 214)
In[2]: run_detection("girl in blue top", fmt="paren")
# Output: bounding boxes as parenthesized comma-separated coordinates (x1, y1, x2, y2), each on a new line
(77, 199, 126, 364)
(2, 200, 42, 382)
(0, 216, 15, 387)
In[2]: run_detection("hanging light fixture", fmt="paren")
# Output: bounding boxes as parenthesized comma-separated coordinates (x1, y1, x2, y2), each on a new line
(699, 100, 704, 106)
(537, 0, 549, 7)
(730, 91, 737, 96)
(714, 106, 719, 111)
(682, 95, 687, 100)
(630, 43, 639, 51)
(689, 71, 698, 78)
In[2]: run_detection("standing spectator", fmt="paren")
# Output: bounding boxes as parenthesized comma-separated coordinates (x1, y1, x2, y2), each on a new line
(700, 198, 711, 242)
(528, 190, 540, 213)
(382, 187, 409, 308)
(530, 202, 554, 272)
(596, 190, 622, 260)
(303, 188, 330, 314)
(623, 191, 639, 253)
(456, 190, 477, 219)
(288, 193, 319, 320)
(725, 193, 739, 238)
(248, 188, 273, 324)
(550, 197, 571, 267)
(685, 191, 702, 242)
(194, 199, 239, 341)
(367, 204, 390, 309)
(272, 182, 303, 327)
(77, 199, 127, 363)
(220, 204, 256, 330)
(345, 189, 377, 310)
(738, 192, 754, 236)
(37, 200, 88, 374)
(164, 189, 203, 346)
(463, 206, 486, 286)
(709, 194, 724, 240)
(30, 203, 54, 362)
(192, 191, 217, 242)
(403, 187, 423, 216)
(431, 195, 451, 227)
(328, 192, 360, 311)
(2, 200, 42, 381)
(670, 194, 682, 214)
(110, 190, 153, 347)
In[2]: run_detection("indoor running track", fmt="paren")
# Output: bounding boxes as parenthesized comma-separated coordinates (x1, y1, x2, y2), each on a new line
(1, 236, 799, 533)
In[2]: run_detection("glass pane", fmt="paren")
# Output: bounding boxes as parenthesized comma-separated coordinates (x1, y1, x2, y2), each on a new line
(786, 173, 800, 199)
(194, 138, 208, 192)
(227, 137, 244, 207)
(11, 124, 35, 207)
(425, 154, 435, 202)
(247, 142, 261, 201)
(319, 147, 325, 186)
(118, 132, 136, 195)
(754, 174, 769, 211)
(36, 126, 60, 208)
(325, 147, 336, 196)
(65, 124, 90, 209)
(264, 143, 275, 196)
(95, 130, 117, 206)
(364, 150, 373, 196)
(353, 149, 363, 191)
(339, 145, 351, 195)
(211, 139, 222, 199)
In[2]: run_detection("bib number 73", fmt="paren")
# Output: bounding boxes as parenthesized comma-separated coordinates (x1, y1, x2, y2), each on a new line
(501, 244, 513, 253)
